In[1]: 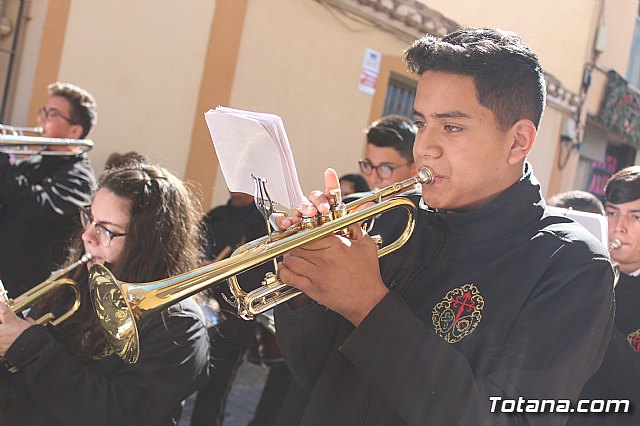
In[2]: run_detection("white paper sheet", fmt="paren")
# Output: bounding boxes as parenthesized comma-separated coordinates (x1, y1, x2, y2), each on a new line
(205, 106, 306, 209)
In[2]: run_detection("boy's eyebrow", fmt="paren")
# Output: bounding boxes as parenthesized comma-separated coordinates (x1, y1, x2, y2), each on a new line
(432, 110, 472, 119)
(606, 205, 640, 213)
(412, 109, 472, 119)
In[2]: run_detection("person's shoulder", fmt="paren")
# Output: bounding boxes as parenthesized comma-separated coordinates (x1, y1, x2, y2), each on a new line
(49, 154, 95, 180)
(204, 204, 228, 220)
(537, 209, 609, 261)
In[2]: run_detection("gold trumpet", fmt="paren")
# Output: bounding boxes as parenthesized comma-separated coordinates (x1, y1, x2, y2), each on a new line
(609, 239, 621, 287)
(0, 123, 93, 156)
(89, 167, 435, 363)
(0, 253, 92, 325)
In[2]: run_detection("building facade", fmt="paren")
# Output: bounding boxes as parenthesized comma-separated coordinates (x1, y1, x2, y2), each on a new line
(1, 0, 638, 208)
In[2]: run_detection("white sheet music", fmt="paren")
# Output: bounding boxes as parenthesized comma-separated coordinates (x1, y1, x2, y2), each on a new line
(547, 206, 609, 249)
(205, 106, 306, 209)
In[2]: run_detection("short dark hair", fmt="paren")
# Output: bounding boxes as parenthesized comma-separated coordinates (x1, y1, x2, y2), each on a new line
(605, 166, 640, 204)
(547, 190, 605, 215)
(365, 115, 417, 163)
(404, 27, 546, 130)
(48, 81, 98, 139)
(104, 151, 150, 170)
(340, 173, 370, 193)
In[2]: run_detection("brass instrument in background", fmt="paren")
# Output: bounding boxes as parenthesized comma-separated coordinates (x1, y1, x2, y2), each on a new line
(0, 253, 92, 325)
(89, 167, 435, 363)
(609, 238, 621, 287)
(0, 123, 93, 156)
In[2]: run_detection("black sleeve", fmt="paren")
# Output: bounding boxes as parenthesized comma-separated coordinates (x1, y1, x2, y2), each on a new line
(275, 301, 345, 391)
(0, 157, 95, 224)
(3, 307, 209, 426)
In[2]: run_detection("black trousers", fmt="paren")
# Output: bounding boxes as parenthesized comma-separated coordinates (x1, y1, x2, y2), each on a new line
(190, 316, 290, 426)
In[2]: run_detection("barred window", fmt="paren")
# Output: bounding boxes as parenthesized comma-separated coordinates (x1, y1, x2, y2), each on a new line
(382, 73, 416, 118)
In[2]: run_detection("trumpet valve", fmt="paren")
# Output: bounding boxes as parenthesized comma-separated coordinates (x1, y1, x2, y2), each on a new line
(316, 211, 333, 226)
(300, 216, 318, 230)
(371, 235, 383, 250)
(262, 272, 279, 286)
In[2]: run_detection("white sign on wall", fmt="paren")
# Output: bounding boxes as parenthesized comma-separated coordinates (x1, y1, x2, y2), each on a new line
(359, 48, 382, 95)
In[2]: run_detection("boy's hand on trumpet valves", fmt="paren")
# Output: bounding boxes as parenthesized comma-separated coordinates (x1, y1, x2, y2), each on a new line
(276, 168, 388, 327)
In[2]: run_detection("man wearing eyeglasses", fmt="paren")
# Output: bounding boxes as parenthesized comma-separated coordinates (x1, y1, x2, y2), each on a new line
(358, 115, 418, 193)
(0, 82, 97, 297)
(353, 115, 419, 247)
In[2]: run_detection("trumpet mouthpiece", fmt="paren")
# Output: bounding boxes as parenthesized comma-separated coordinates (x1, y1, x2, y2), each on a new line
(610, 239, 622, 251)
(417, 167, 435, 185)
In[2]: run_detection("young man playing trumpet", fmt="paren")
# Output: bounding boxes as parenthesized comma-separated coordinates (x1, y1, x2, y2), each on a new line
(273, 28, 614, 425)
(569, 166, 640, 425)
(0, 82, 97, 297)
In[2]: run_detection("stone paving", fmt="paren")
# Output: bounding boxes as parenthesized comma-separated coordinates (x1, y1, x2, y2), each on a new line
(180, 359, 269, 426)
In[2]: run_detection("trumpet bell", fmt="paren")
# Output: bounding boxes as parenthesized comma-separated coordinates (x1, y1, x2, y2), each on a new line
(90, 264, 140, 364)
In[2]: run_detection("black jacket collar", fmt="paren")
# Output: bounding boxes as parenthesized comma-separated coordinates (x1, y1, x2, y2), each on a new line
(422, 162, 545, 243)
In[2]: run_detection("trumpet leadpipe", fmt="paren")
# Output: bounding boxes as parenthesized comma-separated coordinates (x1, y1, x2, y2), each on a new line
(5, 253, 92, 325)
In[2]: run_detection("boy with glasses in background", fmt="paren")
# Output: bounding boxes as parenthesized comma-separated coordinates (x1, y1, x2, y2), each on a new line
(358, 115, 418, 193)
(353, 115, 419, 247)
(0, 82, 97, 297)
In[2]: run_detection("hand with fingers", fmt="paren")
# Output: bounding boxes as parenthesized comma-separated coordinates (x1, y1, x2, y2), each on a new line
(0, 303, 35, 357)
(276, 168, 388, 326)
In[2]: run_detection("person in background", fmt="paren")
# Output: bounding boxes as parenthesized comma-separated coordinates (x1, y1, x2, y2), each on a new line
(0, 82, 97, 297)
(358, 115, 418, 193)
(0, 163, 209, 425)
(339, 173, 369, 197)
(191, 191, 289, 426)
(351, 116, 420, 246)
(568, 166, 640, 425)
(547, 189, 605, 215)
(104, 151, 149, 170)
(273, 27, 613, 425)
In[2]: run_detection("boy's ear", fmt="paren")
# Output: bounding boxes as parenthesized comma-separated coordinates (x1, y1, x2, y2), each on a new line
(507, 119, 536, 165)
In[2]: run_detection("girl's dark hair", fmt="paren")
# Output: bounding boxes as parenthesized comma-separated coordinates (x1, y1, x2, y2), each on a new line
(404, 27, 546, 131)
(40, 163, 204, 359)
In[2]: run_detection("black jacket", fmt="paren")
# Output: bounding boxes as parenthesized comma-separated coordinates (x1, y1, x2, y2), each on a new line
(0, 294, 209, 426)
(275, 165, 614, 426)
(0, 154, 95, 296)
(201, 200, 272, 321)
(568, 272, 640, 425)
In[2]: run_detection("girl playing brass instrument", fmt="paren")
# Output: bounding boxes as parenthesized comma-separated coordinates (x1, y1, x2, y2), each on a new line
(0, 163, 209, 425)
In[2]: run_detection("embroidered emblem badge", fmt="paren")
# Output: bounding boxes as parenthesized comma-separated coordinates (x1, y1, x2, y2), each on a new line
(627, 329, 640, 352)
(432, 283, 484, 344)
